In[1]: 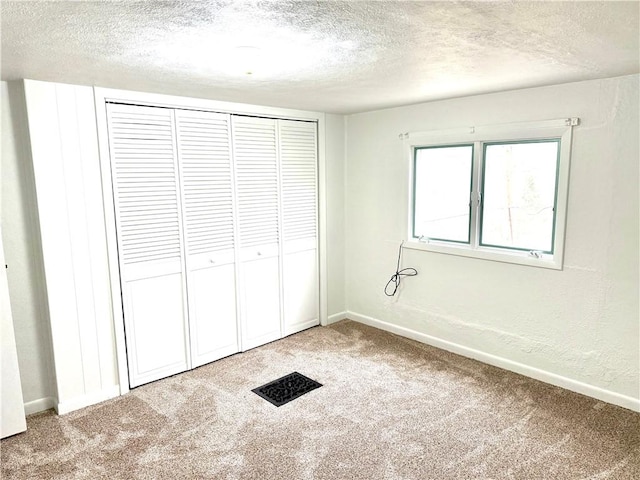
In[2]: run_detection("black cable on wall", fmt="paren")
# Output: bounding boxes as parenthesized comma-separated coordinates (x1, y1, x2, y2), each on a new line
(384, 241, 417, 296)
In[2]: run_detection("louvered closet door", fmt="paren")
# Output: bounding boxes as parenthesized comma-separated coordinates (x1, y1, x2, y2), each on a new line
(106, 104, 189, 388)
(232, 116, 282, 350)
(279, 120, 319, 335)
(175, 110, 239, 367)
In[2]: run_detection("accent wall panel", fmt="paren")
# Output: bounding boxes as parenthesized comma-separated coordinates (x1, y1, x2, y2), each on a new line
(25, 80, 120, 414)
(106, 103, 190, 387)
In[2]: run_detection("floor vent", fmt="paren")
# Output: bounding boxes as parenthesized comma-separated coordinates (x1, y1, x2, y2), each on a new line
(252, 372, 322, 407)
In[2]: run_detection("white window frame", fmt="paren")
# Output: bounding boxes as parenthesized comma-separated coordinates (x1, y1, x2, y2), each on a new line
(404, 118, 578, 270)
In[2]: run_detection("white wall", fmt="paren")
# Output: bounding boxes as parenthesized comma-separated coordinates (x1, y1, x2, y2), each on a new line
(0, 81, 56, 413)
(5, 75, 636, 415)
(345, 75, 639, 410)
(325, 113, 346, 320)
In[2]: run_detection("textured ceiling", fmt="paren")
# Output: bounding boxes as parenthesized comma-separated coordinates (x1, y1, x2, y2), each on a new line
(1, 1, 639, 114)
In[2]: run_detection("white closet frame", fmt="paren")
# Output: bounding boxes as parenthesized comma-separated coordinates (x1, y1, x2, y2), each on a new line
(94, 87, 328, 395)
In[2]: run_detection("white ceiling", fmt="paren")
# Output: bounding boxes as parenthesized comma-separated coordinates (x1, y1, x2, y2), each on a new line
(1, 1, 638, 114)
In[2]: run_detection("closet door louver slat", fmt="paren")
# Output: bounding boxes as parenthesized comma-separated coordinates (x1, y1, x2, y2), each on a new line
(279, 121, 317, 244)
(108, 106, 183, 266)
(232, 118, 280, 249)
(176, 112, 235, 256)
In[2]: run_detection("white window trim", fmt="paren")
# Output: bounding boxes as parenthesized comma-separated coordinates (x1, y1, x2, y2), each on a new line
(403, 118, 577, 270)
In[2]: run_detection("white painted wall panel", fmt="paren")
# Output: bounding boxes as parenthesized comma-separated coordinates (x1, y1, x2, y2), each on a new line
(76, 88, 119, 392)
(25, 81, 85, 404)
(23, 80, 119, 414)
(344, 74, 639, 408)
(56, 85, 102, 395)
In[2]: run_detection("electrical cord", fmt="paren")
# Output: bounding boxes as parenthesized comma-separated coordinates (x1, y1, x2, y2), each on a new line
(384, 241, 418, 296)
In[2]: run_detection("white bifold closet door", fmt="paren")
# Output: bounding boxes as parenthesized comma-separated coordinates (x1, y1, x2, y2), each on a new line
(232, 116, 282, 350)
(279, 120, 319, 334)
(107, 104, 319, 388)
(175, 110, 239, 368)
(106, 104, 190, 387)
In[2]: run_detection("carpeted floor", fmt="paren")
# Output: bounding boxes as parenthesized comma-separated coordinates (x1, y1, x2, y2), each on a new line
(2, 320, 639, 479)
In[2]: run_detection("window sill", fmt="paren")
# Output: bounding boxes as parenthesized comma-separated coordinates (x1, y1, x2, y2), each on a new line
(404, 240, 562, 270)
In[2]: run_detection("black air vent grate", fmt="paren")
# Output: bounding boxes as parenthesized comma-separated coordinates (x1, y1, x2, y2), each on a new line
(252, 372, 322, 407)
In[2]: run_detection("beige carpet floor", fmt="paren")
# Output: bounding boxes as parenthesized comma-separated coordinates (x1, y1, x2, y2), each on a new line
(1, 320, 639, 479)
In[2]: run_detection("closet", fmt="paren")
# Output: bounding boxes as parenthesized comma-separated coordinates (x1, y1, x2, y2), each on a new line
(106, 103, 318, 388)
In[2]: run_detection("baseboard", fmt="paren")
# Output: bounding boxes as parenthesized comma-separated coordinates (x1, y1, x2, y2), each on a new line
(56, 385, 121, 415)
(327, 311, 347, 325)
(24, 396, 57, 415)
(346, 311, 640, 413)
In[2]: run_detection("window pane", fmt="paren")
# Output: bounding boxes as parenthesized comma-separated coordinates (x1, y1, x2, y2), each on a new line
(414, 145, 473, 243)
(481, 141, 559, 252)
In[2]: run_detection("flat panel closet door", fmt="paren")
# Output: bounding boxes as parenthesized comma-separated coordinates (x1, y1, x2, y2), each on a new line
(106, 104, 189, 387)
(279, 120, 319, 335)
(175, 110, 239, 367)
(232, 116, 282, 350)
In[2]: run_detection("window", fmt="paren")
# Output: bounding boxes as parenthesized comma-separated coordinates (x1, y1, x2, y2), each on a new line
(406, 118, 577, 269)
(480, 140, 559, 252)
(413, 145, 473, 243)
